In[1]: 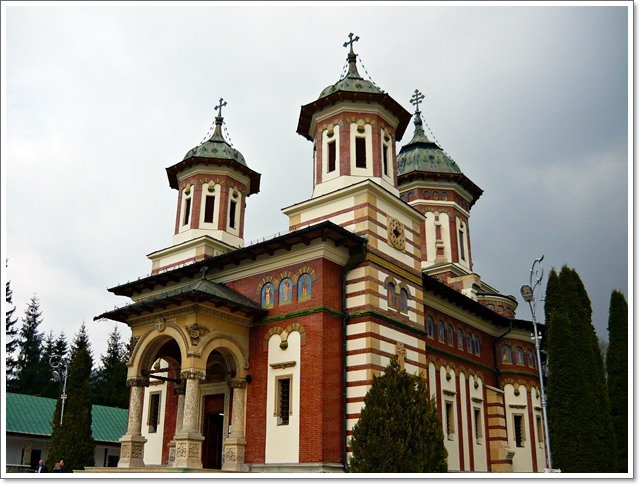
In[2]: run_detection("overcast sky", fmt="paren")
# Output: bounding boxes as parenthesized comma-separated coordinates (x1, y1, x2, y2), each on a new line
(3, 2, 630, 362)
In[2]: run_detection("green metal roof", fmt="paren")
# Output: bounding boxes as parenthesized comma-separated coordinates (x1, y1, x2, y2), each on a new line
(6, 392, 128, 443)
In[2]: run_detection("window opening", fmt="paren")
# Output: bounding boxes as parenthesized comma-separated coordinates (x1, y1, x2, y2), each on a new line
(148, 393, 160, 433)
(229, 200, 237, 229)
(183, 197, 191, 226)
(445, 401, 455, 439)
(474, 407, 482, 442)
(459, 228, 465, 260)
(204, 195, 215, 223)
(514, 414, 525, 447)
(383, 144, 389, 176)
(355, 137, 367, 168)
(328, 141, 336, 173)
(276, 377, 291, 425)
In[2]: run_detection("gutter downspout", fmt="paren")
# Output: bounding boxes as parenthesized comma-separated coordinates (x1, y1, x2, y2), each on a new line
(341, 241, 367, 473)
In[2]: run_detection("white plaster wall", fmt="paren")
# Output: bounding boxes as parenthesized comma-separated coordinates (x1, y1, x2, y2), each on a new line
(321, 127, 341, 183)
(459, 372, 470, 471)
(141, 380, 167, 465)
(438, 212, 452, 263)
(440, 366, 459, 471)
(424, 212, 437, 264)
(468, 375, 487, 471)
(529, 387, 546, 471)
(265, 332, 301, 464)
(503, 384, 534, 472)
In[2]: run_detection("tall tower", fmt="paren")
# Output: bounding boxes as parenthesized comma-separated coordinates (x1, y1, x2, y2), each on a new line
(148, 99, 261, 275)
(294, 33, 411, 200)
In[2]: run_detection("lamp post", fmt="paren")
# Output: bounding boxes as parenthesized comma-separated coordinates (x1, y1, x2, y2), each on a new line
(49, 354, 69, 425)
(520, 255, 553, 471)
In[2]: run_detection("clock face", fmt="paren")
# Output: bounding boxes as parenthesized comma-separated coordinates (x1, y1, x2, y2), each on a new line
(387, 217, 406, 250)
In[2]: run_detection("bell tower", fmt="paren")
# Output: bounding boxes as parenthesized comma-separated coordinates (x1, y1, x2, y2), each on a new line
(148, 99, 261, 275)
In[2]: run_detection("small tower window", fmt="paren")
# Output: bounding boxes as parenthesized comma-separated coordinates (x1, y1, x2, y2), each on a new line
(204, 195, 215, 223)
(445, 401, 455, 439)
(459, 228, 465, 260)
(328, 141, 336, 173)
(355, 137, 367, 168)
(474, 407, 483, 442)
(148, 393, 161, 433)
(182, 196, 192, 226)
(513, 414, 525, 447)
(229, 199, 237, 229)
(276, 376, 292, 426)
(382, 144, 389, 176)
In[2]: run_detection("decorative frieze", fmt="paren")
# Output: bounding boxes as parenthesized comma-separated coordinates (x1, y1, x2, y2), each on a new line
(269, 361, 296, 369)
(186, 323, 210, 346)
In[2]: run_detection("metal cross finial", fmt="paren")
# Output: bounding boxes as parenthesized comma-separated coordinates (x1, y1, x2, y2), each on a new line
(343, 32, 360, 54)
(410, 89, 425, 113)
(214, 98, 227, 118)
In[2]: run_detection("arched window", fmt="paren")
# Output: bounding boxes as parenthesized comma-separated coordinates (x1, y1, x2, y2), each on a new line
(399, 288, 409, 313)
(426, 317, 435, 338)
(527, 350, 535, 368)
(279, 278, 293, 305)
(446, 324, 454, 346)
(501, 346, 513, 363)
(298, 273, 313, 300)
(474, 336, 481, 356)
(261, 283, 275, 309)
(515, 347, 525, 365)
(437, 321, 445, 342)
(457, 329, 464, 350)
(466, 333, 473, 353)
(387, 283, 396, 309)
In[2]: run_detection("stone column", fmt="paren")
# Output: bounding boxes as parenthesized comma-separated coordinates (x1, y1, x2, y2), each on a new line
(172, 370, 205, 469)
(222, 379, 248, 472)
(168, 383, 186, 466)
(118, 377, 149, 468)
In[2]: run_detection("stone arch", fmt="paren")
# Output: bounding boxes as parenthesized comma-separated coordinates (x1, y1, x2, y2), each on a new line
(200, 333, 249, 375)
(128, 320, 189, 378)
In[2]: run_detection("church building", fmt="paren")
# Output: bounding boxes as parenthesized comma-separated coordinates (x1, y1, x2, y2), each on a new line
(95, 34, 547, 473)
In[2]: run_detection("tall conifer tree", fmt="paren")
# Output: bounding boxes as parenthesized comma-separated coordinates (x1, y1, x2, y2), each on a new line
(93, 326, 130, 408)
(543, 266, 617, 472)
(47, 326, 96, 471)
(5, 266, 19, 384)
(606, 290, 628, 473)
(11, 294, 48, 395)
(349, 358, 448, 473)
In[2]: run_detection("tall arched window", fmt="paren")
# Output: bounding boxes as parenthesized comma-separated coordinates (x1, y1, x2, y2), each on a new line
(399, 288, 409, 313)
(386, 283, 396, 309)
(426, 317, 435, 338)
(446, 324, 454, 346)
(466, 333, 473, 353)
(437, 321, 445, 343)
(457, 329, 464, 350)
(473, 336, 481, 356)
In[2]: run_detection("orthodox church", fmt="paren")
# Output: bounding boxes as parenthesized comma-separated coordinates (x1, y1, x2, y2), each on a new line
(95, 34, 546, 473)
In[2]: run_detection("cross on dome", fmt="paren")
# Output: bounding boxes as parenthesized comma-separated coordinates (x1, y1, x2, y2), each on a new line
(215, 98, 227, 118)
(343, 32, 360, 55)
(410, 89, 425, 114)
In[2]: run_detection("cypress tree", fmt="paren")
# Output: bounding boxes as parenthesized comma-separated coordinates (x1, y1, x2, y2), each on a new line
(5, 267, 19, 384)
(543, 266, 617, 472)
(47, 328, 96, 472)
(349, 358, 448, 473)
(606, 290, 628, 473)
(93, 326, 130, 408)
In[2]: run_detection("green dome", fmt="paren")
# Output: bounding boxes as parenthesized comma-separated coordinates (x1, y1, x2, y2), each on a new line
(397, 114, 461, 175)
(183, 116, 247, 167)
(318, 49, 384, 100)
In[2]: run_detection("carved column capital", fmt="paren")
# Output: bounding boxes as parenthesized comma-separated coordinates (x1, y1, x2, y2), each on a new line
(228, 378, 247, 389)
(126, 377, 150, 388)
(180, 370, 206, 381)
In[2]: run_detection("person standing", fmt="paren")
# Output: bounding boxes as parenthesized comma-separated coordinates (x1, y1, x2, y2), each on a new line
(34, 460, 48, 473)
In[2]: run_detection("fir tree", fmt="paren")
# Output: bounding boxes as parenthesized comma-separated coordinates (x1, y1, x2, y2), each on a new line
(5, 266, 19, 384)
(606, 290, 628, 473)
(47, 329, 95, 472)
(10, 294, 48, 395)
(93, 326, 130, 408)
(543, 266, 617, 472)
(349, 358, 448, 473)
(40, 331, 60, 399)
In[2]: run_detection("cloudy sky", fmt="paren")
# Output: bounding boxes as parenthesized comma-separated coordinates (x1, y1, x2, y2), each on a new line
(3, 2, 630, 362)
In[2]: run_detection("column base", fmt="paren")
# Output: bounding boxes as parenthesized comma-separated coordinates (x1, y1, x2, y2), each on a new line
(222, 437, 248, 472)
(118, 434, 148, 468)
(172, 432, 204, 469)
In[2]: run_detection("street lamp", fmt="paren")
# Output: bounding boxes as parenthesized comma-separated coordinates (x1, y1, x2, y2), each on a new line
(520, 255, 553, 471)
(49, 354, 69, 425)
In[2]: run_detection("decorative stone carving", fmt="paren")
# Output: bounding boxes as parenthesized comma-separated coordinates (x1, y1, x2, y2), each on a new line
(270, 361, 297, 369)
(155, 317, 166, 332)
(186, 323, 210, 346)
(180, 370, 206, 381)
(395, 342, 406, 369)
(126, 377, 149, 388)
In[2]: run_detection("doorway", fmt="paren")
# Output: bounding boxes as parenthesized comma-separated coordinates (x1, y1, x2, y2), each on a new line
(202, 394, 225, 469)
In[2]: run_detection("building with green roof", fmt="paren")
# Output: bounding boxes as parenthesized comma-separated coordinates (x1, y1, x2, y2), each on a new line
(5, 392, 128, 472)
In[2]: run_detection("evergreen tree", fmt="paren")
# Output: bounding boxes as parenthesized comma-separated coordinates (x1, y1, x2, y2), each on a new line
(5, 265, 19, 384)
(606, 290, 628, 473)
(10, 294, 48, 395)
(93, 326, 130, 408)
(349, 358, 448, 473)
(40, 331, 60, 399)
(543, 266, 617, 472)
(47, 329, 95, 472)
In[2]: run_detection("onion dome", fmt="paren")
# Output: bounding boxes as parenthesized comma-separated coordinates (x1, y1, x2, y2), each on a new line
(297, 33, 411, 141)
(166, 98, 260, 195)
(318, 33, 384, 98)
(182, 100, 247, 166)
(397, 93, 461, 176)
